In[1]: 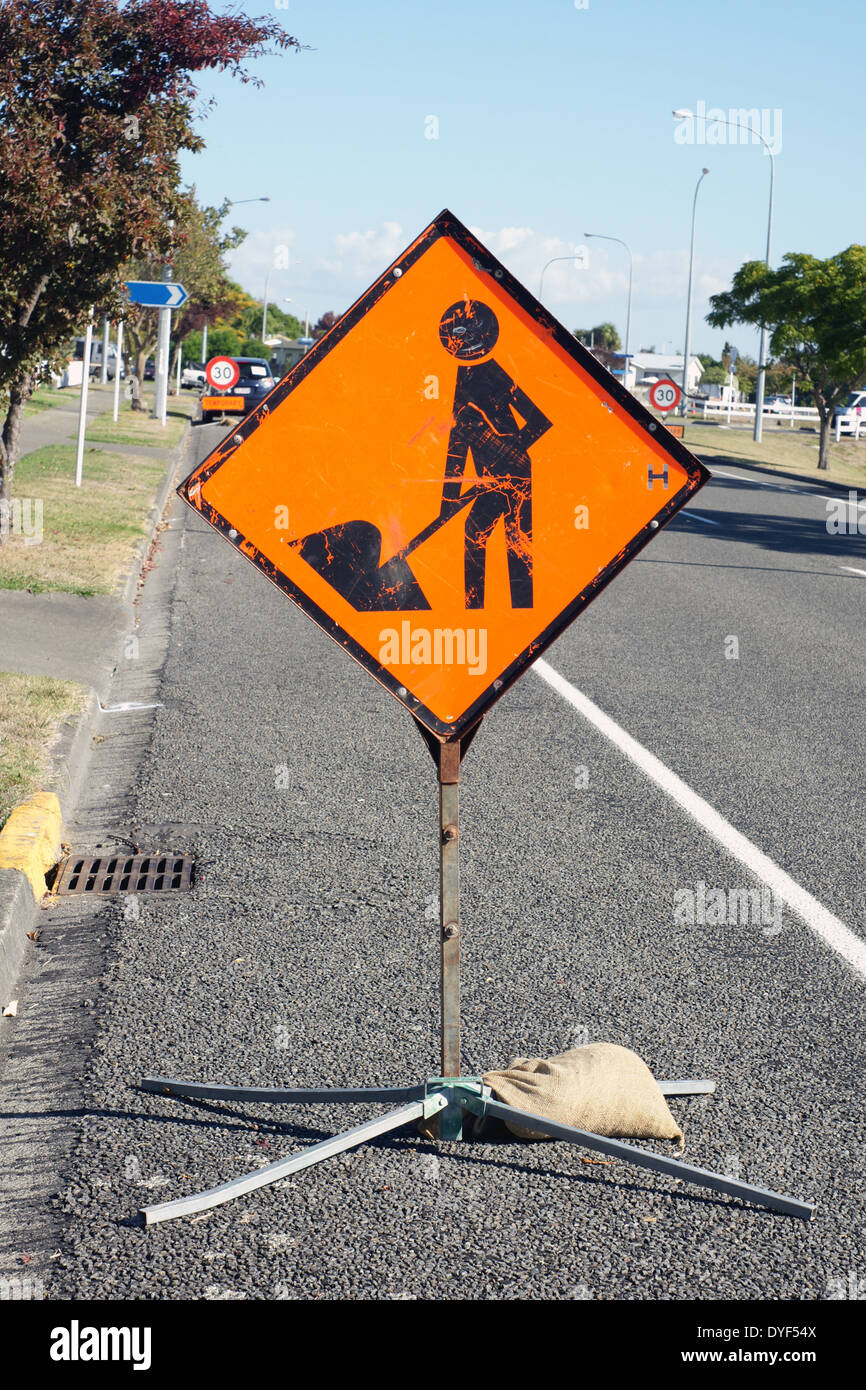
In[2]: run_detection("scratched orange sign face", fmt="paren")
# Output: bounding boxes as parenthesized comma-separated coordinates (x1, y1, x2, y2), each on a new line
(179, 211, 709, 737)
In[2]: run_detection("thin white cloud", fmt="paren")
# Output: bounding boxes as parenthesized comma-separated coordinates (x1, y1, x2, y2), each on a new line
(226, 220, 743, 350)
(226, 224, 298, 298)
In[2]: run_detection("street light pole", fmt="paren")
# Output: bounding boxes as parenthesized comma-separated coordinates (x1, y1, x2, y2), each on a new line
(673, 110, 775, 442)
(754, 149, 775, 443)
(262, 268, 272, 343)
(214, 196, 270, 363)
(584, 232, 633, 386)
(538, 250, 588, 303)
(681, 168, 710, 416)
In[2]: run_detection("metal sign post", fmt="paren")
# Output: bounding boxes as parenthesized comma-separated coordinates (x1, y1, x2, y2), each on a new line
(141, 210, 816, 1227)
(100, 316, 110, 385)
(112, 321, 124, 424)
(123, 278, 189, 428)
(74, 307, 94, 488)
(153, 276, 171, 428)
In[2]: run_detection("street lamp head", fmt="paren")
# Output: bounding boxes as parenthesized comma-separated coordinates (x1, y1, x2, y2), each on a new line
(702, 167, 710, 175)
(672, 109, 693, 119)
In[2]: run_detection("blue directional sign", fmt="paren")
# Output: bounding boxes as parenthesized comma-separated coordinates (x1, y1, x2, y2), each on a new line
(125, 281, 189, 309)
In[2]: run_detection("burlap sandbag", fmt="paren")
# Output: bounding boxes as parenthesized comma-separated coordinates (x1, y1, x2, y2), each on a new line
(483, 1044, 684, 1147)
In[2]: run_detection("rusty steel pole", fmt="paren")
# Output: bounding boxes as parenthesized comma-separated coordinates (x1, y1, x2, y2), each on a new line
(438, 739, 461, 1079)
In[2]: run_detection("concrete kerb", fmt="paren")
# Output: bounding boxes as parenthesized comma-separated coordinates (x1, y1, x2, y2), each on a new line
(0, 419, 192, 1009)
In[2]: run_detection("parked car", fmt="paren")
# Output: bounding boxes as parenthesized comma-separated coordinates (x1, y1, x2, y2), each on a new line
(72, 336, 125, 381)
(181, 361, 207, 389)
(199, 357, 277, 423)
(833, 388, 866, 436)
(144, 358, 155, 381)
(766, 394, 792, 414)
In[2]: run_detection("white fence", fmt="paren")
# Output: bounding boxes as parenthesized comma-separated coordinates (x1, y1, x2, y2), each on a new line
(695, 400, 820, 426)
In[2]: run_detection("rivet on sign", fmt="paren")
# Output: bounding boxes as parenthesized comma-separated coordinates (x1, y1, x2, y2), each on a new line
(493, 679, 502, 690)
(397, 686, 407, 698)
(648, 423, 657, 432)
(229, 529, 238, 539)
(233, 434, 243, 446)
(494, 270, 503, 279)
(393, 268, 403, 278)
(650, 520, 659, 529)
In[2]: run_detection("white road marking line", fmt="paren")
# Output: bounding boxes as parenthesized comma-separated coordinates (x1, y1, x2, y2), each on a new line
(711, 468, 865, 507)
(682, 511, 721, 526)
(840, 566, 866, 578)
(710, 469, 798, 489)
(533, 658, 866, 981)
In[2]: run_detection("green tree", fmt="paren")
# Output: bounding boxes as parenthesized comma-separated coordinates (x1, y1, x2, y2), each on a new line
(573, 322, 621, 351)
(700, 364, 728, 386)
(0, 0, 298, 500)
(261, 303, 303, 340)
(122, 191, 246, 393)
(707, 247, 866, 469)
(200, 326, 245, 358)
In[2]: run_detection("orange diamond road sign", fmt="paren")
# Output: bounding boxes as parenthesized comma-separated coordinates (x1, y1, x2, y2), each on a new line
(179, 209, 710, 738)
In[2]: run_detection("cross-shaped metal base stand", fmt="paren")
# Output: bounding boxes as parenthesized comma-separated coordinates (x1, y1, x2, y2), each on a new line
(140, 721, 815, 1226)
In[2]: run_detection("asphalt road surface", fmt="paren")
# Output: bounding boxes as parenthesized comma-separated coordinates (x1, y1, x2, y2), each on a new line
(1, 425, 865, 1301)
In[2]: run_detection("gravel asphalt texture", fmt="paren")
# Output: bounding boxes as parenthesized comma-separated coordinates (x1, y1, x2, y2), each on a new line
(1, 425, 864, 1301)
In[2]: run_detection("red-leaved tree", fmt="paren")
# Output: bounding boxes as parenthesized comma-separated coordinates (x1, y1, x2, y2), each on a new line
(0, 0, 299, 500)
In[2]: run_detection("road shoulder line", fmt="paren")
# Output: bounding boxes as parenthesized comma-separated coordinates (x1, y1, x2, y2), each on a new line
(534, 657, 866, 981)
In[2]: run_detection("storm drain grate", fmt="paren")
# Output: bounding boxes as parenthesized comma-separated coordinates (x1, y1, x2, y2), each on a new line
(52, 852, 195, 896)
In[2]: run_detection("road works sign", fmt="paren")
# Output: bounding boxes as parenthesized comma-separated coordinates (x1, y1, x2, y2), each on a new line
(179, 209, 710, 738)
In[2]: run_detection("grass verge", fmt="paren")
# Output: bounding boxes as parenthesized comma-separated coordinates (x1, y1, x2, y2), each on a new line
(23, 387, 72, 417)
(686, 421, 866, 488)
(0, 672, 84, 828)
(84, 395, 196, 449)
(0, 443, 167, 594)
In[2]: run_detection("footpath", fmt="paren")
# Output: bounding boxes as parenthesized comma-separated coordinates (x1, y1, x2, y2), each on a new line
(0, 383, 194, 1005)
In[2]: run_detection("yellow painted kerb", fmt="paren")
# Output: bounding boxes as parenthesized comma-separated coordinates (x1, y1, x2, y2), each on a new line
(0, 792, 62, 900)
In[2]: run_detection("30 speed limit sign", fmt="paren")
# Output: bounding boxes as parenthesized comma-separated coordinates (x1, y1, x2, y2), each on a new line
(649, 378, 681, 413)
(205, 356, 240, 391)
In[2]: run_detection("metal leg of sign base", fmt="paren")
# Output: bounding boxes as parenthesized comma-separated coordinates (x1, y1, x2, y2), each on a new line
(457, 1093, 816, 1221)
(140, 1076, 716, 1106)
(656, 1079, 716, 1097)
(141, 1093, 448, 1227)
(140, 1077, 423, 1106)
(138, 1072, 810, 1224)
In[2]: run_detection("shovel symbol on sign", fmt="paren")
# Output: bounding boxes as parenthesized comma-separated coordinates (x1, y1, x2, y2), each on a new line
(291, 485, 486, 612)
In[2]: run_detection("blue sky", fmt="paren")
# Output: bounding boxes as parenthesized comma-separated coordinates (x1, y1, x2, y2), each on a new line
(182, 0, 866, 359)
